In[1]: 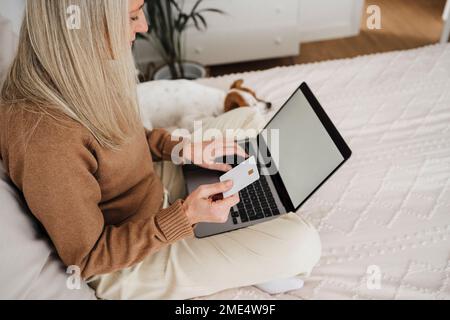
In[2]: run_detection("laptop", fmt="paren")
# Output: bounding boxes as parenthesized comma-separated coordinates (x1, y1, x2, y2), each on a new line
(183, 82, 352, 238)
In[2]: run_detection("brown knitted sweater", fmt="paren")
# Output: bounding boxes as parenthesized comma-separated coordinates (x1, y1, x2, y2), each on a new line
(0, 109, 194, 279)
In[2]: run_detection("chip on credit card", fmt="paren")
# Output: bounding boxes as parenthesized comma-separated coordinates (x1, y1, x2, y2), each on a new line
(220, 156, 260, 198)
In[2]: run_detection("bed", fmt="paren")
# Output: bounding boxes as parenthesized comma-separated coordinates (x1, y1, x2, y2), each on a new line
(192, 44, 450, 300)
(1, 44, 449, 300)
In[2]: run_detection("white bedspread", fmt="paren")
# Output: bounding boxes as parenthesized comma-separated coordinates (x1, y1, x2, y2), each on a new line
(194, 44, 450, 300)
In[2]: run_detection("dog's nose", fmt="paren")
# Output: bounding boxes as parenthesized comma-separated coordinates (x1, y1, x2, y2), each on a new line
(266, 102, 272, 109)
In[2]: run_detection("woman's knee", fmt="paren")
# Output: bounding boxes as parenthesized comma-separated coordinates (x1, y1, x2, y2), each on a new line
(280, 215, 322, 275)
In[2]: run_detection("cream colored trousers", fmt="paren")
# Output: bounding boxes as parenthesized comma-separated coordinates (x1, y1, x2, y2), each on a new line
(88, 108, 322, 300)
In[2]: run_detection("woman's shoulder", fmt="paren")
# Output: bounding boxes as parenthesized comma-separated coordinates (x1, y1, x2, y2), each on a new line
(0, 104, 102, 191)
(1, 104, 96, 152)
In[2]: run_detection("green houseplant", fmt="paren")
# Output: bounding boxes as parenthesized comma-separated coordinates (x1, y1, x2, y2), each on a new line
(142, 0, 224, 80)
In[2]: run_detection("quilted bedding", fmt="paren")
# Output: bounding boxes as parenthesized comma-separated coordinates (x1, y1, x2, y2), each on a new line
(194, 44, 450, 300)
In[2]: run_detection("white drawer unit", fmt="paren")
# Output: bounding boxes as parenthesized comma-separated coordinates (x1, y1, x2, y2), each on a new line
(185, 25, 299, 66)
(297, 0, 364, 42)
(133, 0, 364, 67)
(182, 0, 299, 28)
(182, 0, 301, 65)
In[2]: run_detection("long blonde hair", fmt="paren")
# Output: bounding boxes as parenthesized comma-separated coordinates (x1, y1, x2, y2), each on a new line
(1, 0, 141, 149)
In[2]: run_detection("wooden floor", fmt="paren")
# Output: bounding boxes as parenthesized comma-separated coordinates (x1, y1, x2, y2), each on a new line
(209, 0, 447, 77)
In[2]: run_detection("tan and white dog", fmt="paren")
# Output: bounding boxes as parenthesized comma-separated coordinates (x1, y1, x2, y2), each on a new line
(137, 79, 272, 132)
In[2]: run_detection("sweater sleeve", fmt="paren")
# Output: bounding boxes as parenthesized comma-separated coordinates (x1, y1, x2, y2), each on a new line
(145, 128, 183, 162)
(13, 122, 193, 279)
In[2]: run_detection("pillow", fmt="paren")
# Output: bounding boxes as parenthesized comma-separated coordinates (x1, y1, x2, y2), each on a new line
(0, 163, 96, 300)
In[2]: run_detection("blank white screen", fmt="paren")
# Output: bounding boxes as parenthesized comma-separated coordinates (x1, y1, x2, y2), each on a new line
(263, 89, 345, 208)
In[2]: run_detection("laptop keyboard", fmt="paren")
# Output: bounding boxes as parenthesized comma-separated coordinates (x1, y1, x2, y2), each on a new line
(230, 175, 281, 225)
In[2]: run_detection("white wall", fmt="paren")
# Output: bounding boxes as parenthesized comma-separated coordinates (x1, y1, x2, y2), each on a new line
(0, 0, 25, 85)
(0, 0, 25, 34)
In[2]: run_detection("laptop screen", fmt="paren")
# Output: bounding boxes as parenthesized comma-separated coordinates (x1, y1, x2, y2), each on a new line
(261, 87, 346, 210)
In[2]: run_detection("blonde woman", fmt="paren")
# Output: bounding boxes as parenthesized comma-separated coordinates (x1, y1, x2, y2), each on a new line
(0, 0, 321, 299)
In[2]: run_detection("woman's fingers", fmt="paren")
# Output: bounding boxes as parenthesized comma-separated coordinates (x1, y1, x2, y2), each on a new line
(215, 193, 240, 209)
(220, 145, 248, 158)
(189, 182, 241, 224)
(198, 180, 233, 198)
(221, 143, 248, 158)
(203, 162, 233, 172)
(211, 194, 240, 223)
(188, 140, 250, 175)
(205, 140, 248, 159)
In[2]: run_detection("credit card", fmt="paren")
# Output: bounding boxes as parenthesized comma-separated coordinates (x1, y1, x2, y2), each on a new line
(220, 156, 260, 198)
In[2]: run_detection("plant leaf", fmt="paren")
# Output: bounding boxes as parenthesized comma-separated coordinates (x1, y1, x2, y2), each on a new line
(191, 13, 200, 30)
(170, 0, 182, 13)
(190, 0, 203, 16)
(195, 13, 207, 30)
(198, 8, 226, 15)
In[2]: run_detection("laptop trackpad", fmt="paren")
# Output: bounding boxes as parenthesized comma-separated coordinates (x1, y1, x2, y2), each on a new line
(184, 165, 221, 195)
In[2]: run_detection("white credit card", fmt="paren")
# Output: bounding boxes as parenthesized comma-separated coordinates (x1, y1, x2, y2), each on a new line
(220, 156, 260, 198)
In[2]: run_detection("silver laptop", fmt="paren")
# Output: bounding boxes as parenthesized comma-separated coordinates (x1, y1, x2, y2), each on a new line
(183, 83, 352, 238)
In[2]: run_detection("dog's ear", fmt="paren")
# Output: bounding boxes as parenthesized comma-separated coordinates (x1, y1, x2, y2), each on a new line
(224, 91, 248, 113)
(230, 79, 244, 89)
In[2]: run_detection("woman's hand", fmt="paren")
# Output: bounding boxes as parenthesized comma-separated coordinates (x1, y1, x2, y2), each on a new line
(182, 139, 248, 172)
(183, 180, 240, 225)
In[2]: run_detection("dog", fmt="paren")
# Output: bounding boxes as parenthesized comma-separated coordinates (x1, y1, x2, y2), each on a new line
(137, 79, 272, 132)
